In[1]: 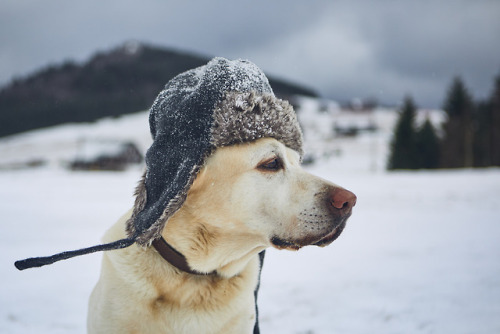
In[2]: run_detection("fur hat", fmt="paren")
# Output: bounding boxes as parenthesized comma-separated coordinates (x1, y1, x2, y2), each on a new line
(15, 57, 303, 270)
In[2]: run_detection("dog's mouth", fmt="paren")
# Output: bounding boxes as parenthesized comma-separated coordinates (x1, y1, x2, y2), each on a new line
(313, 220, 346, 247)
(271, 219, 347, 250)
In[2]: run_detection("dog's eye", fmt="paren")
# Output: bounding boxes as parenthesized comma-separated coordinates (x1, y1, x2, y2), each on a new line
(258, 157, 283, 171)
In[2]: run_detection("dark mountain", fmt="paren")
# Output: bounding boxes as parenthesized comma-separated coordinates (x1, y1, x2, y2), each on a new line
(0, 42, 317, 138)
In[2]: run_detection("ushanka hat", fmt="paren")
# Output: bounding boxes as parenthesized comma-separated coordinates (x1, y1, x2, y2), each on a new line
(15, 57, 303, 271)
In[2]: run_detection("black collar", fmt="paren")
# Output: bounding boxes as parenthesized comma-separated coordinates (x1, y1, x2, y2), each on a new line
(152, 237, 216, 276)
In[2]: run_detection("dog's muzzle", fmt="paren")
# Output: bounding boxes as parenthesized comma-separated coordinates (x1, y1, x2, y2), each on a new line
(271, 187, 357, 250)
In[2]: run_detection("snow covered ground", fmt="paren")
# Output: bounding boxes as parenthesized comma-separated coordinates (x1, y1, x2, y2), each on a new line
(1, 106, 499, 334)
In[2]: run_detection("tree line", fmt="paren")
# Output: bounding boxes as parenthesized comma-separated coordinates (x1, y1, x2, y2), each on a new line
(388, 73, 500, 170)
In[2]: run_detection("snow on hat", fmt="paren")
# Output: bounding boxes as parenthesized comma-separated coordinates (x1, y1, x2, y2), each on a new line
(15, 57, 303, 270)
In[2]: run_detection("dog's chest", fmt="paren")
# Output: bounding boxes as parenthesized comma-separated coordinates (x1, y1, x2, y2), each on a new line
(145, 274, 258, 333)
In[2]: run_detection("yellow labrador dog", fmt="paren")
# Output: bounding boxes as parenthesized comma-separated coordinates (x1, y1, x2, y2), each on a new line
(87, 137, 356, 334)
(14, 58, 355, 334)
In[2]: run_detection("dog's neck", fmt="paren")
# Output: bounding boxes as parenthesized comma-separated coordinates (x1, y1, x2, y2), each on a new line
(152, 237, 216, 276)
(161, 218, 268, 279)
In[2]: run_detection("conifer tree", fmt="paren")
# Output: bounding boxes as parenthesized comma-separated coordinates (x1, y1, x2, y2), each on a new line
(489, 73, 500, 166)
(416, 117, 440, 169)
(474, 100, 492, 167)
(440, 77, 475, 168)
(388, 96, 418, 170)
(473, 72, 500, 167)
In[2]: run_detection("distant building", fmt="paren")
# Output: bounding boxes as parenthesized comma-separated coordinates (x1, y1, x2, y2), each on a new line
(342, 97, 379, 112)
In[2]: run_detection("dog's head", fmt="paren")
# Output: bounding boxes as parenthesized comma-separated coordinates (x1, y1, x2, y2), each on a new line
(131, 58, 354, 271)
(177, 137, 356, 253)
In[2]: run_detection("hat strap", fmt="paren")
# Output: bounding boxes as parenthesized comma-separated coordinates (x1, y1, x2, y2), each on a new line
(14, 237, 136, 270)
(152, 237, 216, 276)
(15, 236, 217, 275)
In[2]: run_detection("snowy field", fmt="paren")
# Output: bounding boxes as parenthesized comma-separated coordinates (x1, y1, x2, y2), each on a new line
(1, 107, 499, 333)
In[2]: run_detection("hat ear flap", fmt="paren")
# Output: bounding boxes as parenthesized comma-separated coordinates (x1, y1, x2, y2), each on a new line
(128, 134, 211, 247)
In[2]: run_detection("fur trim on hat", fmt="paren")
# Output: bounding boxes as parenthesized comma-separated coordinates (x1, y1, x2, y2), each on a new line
(211, 91, 303, 157)
(125, 171, 147, 240)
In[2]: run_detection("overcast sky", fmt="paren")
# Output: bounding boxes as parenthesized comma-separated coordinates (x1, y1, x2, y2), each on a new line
(1, 0, 499, 108)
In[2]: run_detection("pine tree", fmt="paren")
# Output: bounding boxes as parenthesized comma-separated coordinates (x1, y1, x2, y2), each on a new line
(388, 96, 418, 170)
(415, 117, 440, 169)
(489, 73, 500, 166)
(440, 76, 475, 168)
(474, 100, 492, 167)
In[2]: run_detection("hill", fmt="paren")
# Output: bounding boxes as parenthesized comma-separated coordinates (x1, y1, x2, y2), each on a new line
(0, 42, 317, 137)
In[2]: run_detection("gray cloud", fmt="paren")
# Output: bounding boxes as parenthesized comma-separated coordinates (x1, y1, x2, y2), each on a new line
(1, 0, 499, 108)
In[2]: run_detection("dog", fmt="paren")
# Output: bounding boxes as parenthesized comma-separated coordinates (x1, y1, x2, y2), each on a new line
(87, 137, 356, 333)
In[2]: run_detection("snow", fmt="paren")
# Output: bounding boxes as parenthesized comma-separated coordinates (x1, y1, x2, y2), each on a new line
(1, 102, 500, 333)
(0, 112, 152, 169)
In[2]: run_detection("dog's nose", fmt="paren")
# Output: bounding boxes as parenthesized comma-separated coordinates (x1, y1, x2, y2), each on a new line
(329, 187, 357, 213)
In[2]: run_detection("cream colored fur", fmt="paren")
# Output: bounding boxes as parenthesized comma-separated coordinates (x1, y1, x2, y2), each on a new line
(88, 138, 347, 334)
